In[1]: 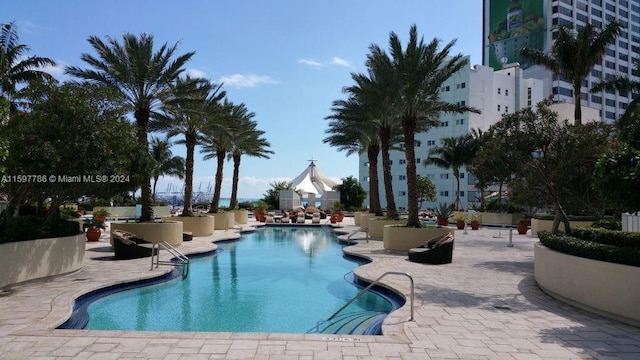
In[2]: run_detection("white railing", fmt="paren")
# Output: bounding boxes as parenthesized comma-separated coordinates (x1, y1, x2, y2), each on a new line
(621, 212, 640, 232)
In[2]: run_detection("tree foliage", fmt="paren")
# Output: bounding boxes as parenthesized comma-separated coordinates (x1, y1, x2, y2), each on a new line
(416, 176, 436, 210)
(260, 181, 295, 210)
(333, 176, 367, 211)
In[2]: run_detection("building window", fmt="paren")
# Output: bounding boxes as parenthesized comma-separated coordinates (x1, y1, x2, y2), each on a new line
(497, 88, 501, 95)
(416, 158, 421, 164)
(399, 175, 406, 180)
(445, 86, 450, 91)
(460, 173, 465, 179)
(399, 191, 406, 196)
(439, 191, 449, 197)
(497, 104, 501, 111)
(527, 87, 532, 106)
(439, 121, 449, 127)
(363, 176, 369, 182)
(389, 160, 393, 165)
(399, 159, 406, 165)
(505, 106, 509, 113)
(427, 140, 435, 146)
(456, 118, 465, 125)
(459, 191, 465, 197)
(505, 89, 509, 96)
(440, 173, 449, 179)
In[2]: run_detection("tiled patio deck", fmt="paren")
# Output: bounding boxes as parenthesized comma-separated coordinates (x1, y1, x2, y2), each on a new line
(1, 218, 639, 359)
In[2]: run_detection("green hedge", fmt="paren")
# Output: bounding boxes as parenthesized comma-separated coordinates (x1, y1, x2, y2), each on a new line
(570, 227, 640, 250)
(533, 213, 600, 221)
(0, 215, 82, 244)
(539, 231, 640, 267)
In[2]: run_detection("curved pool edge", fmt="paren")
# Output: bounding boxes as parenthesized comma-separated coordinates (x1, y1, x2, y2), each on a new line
(338, 237, 416, 343)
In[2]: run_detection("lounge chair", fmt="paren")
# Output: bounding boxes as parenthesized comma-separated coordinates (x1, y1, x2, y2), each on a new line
(311, 212, 321, 224)
(296, 211, 306, 224)
(280, 212, 289, 223)
(408, 234, 454, 264)
(265, 212, 275, 223)
(112, 230, 153, 259)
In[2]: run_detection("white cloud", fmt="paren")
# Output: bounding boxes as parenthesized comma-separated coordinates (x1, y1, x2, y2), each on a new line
(218, 73, 277, 88)
(298, 59, 324, 68)
(40, 59, 70, 82)
(185, 68, 208, 78)
(330, 57, 352, 68)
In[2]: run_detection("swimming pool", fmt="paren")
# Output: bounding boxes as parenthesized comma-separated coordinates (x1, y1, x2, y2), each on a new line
(60, 227, 400, 334)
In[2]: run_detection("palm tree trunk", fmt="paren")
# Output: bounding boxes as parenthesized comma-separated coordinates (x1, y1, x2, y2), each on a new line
(182, 134, 196, 217)
(403, 116, 420, 227)
(209, 150, 225, 213)
(367, 144, 383, 215)
(454, 168, 461, 210)
(152, 176, 159, 203)
(134, 111, 154, 222)
(573, 81, 582, 125)
(380, 127, 397, 218)
(230, 154, 241, 209)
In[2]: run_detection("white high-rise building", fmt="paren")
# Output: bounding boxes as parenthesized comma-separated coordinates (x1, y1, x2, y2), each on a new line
(483, 0, 640, 123)
(358, 57, 545, 211)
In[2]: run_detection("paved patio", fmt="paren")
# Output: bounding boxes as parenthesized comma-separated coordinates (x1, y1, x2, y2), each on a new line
(1, 218, 639, 359)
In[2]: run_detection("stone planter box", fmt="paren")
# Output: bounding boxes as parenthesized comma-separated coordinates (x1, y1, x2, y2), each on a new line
(161, 215, 215, 237)
(362, 214, 385, 230)
(368, 218, 406, 240)
(0, 234, 85, 288)
(535, 243, 640, 327)
(354, 212, 364, 226)
(110, 221, 183, 247)
(207, 212, 236, 230)
(531, 218, 593, 236)
(232, 209, 248, 224)
(383, 226, 455, 252)
(479, 212, 523, 226)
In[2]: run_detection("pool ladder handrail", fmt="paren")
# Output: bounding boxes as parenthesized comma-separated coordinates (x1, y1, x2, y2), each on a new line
(150, 241, 190, 279)
(327, 271, 414, 322)
(347, 227, 369, 243)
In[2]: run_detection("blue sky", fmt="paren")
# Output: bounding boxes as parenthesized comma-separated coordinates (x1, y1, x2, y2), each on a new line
(5, 0, 483, 199)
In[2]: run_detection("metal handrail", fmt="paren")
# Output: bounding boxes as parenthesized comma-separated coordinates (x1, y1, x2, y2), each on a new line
(150, 241, 190, 279)
(347, 227, 369, 242)
(327, 271, 414, 322)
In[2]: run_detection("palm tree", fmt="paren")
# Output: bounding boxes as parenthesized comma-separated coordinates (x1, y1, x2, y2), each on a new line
(149, 137, 185, 202)
(153, 76, 225, 216)
(367, 24, 480, 227)
(0, 22, 56, 112)
(520, 21, 621, 125)
(344, 69, 403, 218)
(201, 99, 235, 213)
(227, 108, 273, 209)
(324, 97, 383, 215)
(424, 134, 476, 210)
(66, 33, 195, 221)
(591, 60, 640, 146)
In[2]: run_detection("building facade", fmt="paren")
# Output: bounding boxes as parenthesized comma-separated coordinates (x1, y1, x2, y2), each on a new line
(358, 58, 545, 211)
(483, 0, 640, 123)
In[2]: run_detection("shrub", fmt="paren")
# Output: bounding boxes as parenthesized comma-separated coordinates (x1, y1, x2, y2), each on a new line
(0, 215, 81, 244)
(570, 227, 640, 250)
(590, 218, 622, 231)
(539, 231, 640, 267)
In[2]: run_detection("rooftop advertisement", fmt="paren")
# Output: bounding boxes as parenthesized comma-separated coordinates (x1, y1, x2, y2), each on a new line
(487, 0, 546, 70)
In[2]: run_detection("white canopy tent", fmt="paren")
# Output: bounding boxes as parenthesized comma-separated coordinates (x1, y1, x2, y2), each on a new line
(279, 160, 340, 210)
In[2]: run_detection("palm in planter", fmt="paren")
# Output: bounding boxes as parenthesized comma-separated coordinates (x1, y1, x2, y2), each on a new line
(470, 213, 482, 230)
(452, 211, 467, 230)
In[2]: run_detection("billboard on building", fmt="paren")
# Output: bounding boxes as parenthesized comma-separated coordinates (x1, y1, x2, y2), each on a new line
(485, 0, 546, 70)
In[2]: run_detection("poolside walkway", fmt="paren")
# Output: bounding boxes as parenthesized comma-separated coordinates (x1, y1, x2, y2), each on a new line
(1, 219, 639, 359)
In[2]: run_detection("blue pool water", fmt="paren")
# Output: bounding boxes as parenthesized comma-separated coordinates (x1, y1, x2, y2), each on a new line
(80, 227, 395, 333)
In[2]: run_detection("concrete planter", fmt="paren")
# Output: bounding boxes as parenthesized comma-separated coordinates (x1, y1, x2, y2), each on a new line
(232, 209, 248, 224)
(0, 233, 85, 288)
(479, 212, 523, 226)
(535, 243, 640, 327)
(368, 218, 406, 240)
(362, 214, 385, 230)
(383, 226, 455, 252)
(531, 218, 593, 236)
(207, 212, 236, 230)
(161, 215, 215, 237)
(110, 221, 183, 247)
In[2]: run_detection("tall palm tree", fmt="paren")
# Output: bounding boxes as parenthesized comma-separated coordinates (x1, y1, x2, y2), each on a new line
(324, 97, 383, 215)
(424, 134, 476, 210)
(150, 137, 185, 202)
(591, 60, 640, 147)
(344, 69, 403, 218)
(201, 99, 235, 213)
(520, 21, 621, 125)
(153, 76, 225, 216)
(0, 22, 56, 112)
(66, 33, 195, 221)
(227, 108, 273, 209)
(367, 24, 480, 227)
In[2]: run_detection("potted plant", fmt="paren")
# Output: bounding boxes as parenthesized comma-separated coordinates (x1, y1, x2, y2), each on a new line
(434, 203, 453, 227)
(84, 216, 106, 242)
(517, 219, 528, 235)
(453, 211, 467, 230)
(92, 208, 111, 224)
(522, 206, 537, 226)
(470, 213, 481, 230)
(253, 201, 268, 222)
